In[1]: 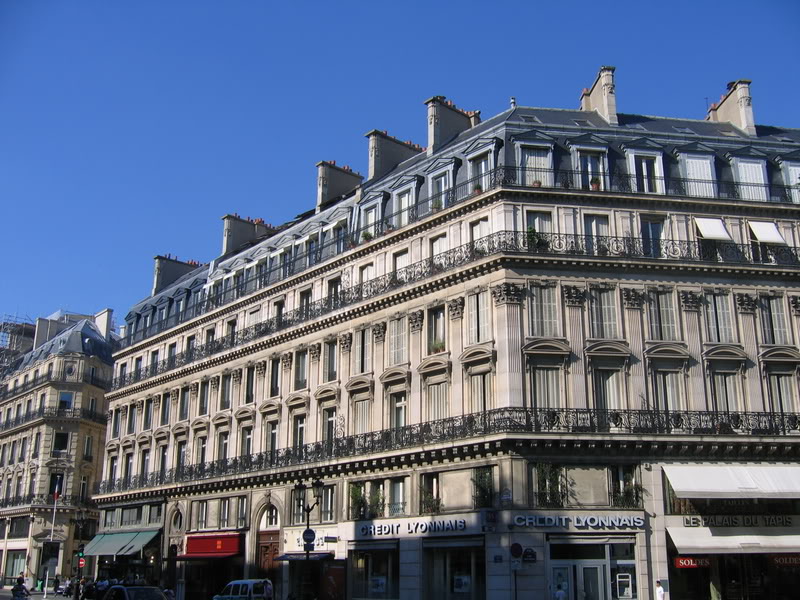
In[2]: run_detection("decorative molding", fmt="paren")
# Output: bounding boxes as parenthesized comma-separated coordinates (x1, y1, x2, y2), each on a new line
(232, 369, 242, 384)
(562, 286, 586, 307)
(210, 376, 220, 390)
(135, 399, 144, 414)
(735, 293, 757, 313)
(153, 395, 161, 409)
(409, 310, 425, 332)
(120, 405, 128, 417)
(170, 389, 179, 406)
(448, 297, 465, 320)
(373, 323, 387, 344)
(281, 353, 293, 371)
(339, 333, 353, 353)
(309, 343, 321, 361)
(256, 361, 267, 376)
(680, 291, 702, 311)
(491, 283, 523, 305)
(190, 382, 199, 398)
(622, 288, 644, 309)
(790, 296, 800, 316)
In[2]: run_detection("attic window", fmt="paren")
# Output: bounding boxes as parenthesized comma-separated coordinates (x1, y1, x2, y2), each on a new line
(573, 119, 593, 128)
(719, 131, 739, 137)
(672, 126, 696, 135)
(520, 115, 541, 124)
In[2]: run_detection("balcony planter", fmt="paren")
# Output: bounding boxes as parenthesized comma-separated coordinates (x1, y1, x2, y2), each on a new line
(472, 184, 483, 195)
(431, 198, 443, 211)
(361, 231, 374, 243)
(590, 177, 601, 191)
(532, 180, 542, 188)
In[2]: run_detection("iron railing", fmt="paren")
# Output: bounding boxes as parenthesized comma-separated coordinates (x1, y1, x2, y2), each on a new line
(0, 494, 95, 509)
(113, 228, 800, 391)
(610, 487, 644, 509)
(0, 371, 110, 401)
(387, 501, 406, 516)
(95, 406, 800, 496)
(0, 407, 106, 434)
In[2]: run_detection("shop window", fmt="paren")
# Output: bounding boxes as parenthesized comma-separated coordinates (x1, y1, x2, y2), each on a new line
(532, 463, 565, 508)
(610, 543, 637, 600)
(472, 466, 493, 509)
(420, 473, 441, 514)
(424, 545, 485, 600)
(349, 549, 399, 600)
(609, 465, 642, 508)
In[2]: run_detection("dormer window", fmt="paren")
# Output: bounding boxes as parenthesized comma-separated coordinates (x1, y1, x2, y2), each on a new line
(469, 153, 491, 192)
(518, 145, 553, 187)
(362, 205, 377, 239)
(732, 157, 768, 202)
(394, 188, 412, 228)
(579, 151, 606, 190)
(681, 153, 716, 198)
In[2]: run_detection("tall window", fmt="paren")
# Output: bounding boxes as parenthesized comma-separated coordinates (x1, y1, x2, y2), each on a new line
(648, 290, 678, 340)
(217, 432, 229, 460)
(298, 289, 312, 320)
(430, 234, 448, 269)
(266, 422, 278, 456)
(428, 306, 446, 354)
(353, 398, 370, 434)
(579, 151, 605, 190)
(244, 366, 256, 404)
(390, 391, 406, 429)
(127, 406, 136, 434)
(705, 292, 735, 343)
(521, 147, 551, 186)
(470, 217, 489, 242)
(198, 381, 209, 416)
(321, 485, 335, 522)
(179, 387, 189, 421)
(143, 397, 153, 430)
(176, 441, 187, 471)
(292, 415, 306, 449)
(269, 358, 280, 397)
(584, 214, 610, 254)
(712, 369, 741, 413)
(322, 408, 337, 443)
(467, 373, 489, 413)
(237, 496, 248, 528)
(195, 437, 207, 464)
(426, 382, 448, 421)
(653, 369, 683, 412)
(353, 329, 371, 375)
(220, 374, 232, 410)
(323, 339, 337, 382)
(590, 288, 619, 338)
(633, 155, 658, 193)
(393, 250, 409, 283)
(294, 350, 308, 390)
(530, 284, 558, 337)
(396, 190, 411, 227)
(59, 392, 73, 410)
(219, 498, 230, 528)
(761, 296, 789, 345)
(531, 366, 560, 409)
(197, 500, 208, 529)
(641, 218, 663, 258)
(389, 317, 407, 366)
(526, 211, 552, 235)
(240, 427, 253, 456)
(83, 435, 93, 460)
(470, 153, 490, 191)
(140, 449, 150, 477)
(468, 290, 491, 345)
(593, 369, 620, 410)
(160, 393, 170, 425)
(768, 372, 797, 413)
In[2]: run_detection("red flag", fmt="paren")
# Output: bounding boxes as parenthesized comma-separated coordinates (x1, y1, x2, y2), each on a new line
(53, 477, 61, 501)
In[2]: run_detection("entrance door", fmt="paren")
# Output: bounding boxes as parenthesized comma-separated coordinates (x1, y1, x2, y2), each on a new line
(551, 563, 607, 600)
(578, 565, 605, 600)
(258, 532, 280, 575)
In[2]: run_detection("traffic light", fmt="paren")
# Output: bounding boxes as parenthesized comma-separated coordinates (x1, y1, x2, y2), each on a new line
(77, 544, 85, 558)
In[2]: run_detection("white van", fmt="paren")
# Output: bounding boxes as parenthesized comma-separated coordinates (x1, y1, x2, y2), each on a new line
(213, 579, 273, 600)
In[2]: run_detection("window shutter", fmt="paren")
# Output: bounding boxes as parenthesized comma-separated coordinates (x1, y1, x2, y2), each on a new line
(353, 330, 362, 374)
(716, 295, 734, 343)
(479, 291, 490, 342)
(468, 294, 479, 345)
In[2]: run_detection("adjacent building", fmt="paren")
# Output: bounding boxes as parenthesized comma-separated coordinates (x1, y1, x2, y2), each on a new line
(93, 68, 800, 600)
(0, 310, 114, 587)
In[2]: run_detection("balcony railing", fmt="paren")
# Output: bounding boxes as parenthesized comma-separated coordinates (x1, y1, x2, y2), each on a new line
(95, 406, 800, 496)
(533, 491, 567, 509)
(0, 494, 95, 509)
(0, 371, 110, 402)
(0, 407, 106, 433)
(387, 501, 406, 516)
(610, 488, 644, 509)
(113, 227, 800, 391)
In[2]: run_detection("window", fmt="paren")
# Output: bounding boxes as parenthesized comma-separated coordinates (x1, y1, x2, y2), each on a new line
(205, 327, 216, 345)
(526, 211, 552, 235)
(473, 466, 493, 508)
(534, 464, 564, 507)
(294, 350, 308, 390)
(432, 172, 449, 205)
(104, 510, 115, 528)
(127, 405, 136, 434)
(395, 189, 411, 228)
(359, 263, 374, 286)
(58, 392, 73, 410)
(653, 369, 683, 412)
(246, 308, 261, 328)
(632, 155, 659, 193)
(269, 358, 280, 397)
(734, 158, 767, 202)
(420, 473, 440, 513)
(768, 372, 797, 413)
(306, 234, 319, 267)
(467, 290, 491, 345)
(220, 374, 232, 410)
(140, 449, 150, 477)
(393, 250, 409, 283)
(579, 151, 606, 190)
(158, 445, 168, 473)
(321, 485, 335, 522)
(711, 369, 741, 413)
(428, 306, 446, 354)
(217, 432, 229, 460)
(237, 496, 247, 528)
(32, 433, 40, 458)
(220, 498, 230, 528)
(590, 288, 619, 338)
(273, 300, 284, 326)
(705, 292, 735, 343)
(322, 408, 337, 443)
(83, 435, 93, 460)
(266, 422, 278, 456)
(641, 218, 663, 258)
(292, 415, 306, 449)
(240, 427, 252, 456)
(197, 500, 208, 529)
(682, 154, 716, 198)
(176, 440, 187, 470)
(123, 453, 133, 483)
(389, 479, 405, 516)
(292, 487, 306, 525)
(362, 206, 377, 238)
(426, 382, 448, 421)
(530, 284, 558, 337)
(470, 217, 490, 242)
(108, 456, 118, 482)
(196, 437, 207, 464)
(353, 397, 370, 434)
(298, 289, 312, 320)
(648, 290, 678, 340)
(610, 465, 641, 508)
(160, 392, 170, 426)
(244, 366, 255, 404)
(430, 234, 448, 269)
(389, 317, 407, 365)
(353, 329, 371, 375)
(468, 373, 490, 413)
(593, 369, 621, 410)
(584, 214, 610, 255)
(150, 504, 163, 524)
(179, 387, 189, 421)
(520, 146, 552, 186)
(53, 432, 69, 457)
(531, 366, 560, 409)
(470, 153, 491, 192)
(226, 319, 237, 340)
(323, 339, 337, 382)
(390, 391, 406, 428)
(143, 397, 153, 430)
(198, 381, 209, 415)
(150, 350, 160, 370)
(761, 296, 789, 345)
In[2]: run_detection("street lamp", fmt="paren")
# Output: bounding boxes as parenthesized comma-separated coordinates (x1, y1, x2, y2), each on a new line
(294, 479, 324, 600)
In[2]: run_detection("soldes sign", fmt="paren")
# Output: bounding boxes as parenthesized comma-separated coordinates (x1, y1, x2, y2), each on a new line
(674, 557, 711, 569)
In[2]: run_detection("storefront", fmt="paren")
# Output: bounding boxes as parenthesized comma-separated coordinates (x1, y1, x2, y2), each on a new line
(177, 533, 245, 600)
(84, 529, 161, 584)
(662, 464, 800, 600)
(279, 525, 344, 600)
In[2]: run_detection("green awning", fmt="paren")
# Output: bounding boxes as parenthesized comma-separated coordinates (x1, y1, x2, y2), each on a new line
(83, 531, 156, 556)
(117, 530, 160, 555)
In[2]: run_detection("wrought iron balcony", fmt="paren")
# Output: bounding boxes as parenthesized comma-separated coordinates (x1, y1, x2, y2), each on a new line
(0, 494, 95, 509)
(95, 406, 800, 496)
(387, 501, 406, 516)
(112, 228, 800, 391)
(0, 407, 107, 434)
(533, 491, 567, 509)
(610, 487, 644, 509)
(0, 370, 110, 402)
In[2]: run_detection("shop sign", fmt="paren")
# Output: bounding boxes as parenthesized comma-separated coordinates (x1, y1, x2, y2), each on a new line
(683, 515, 793, 527)
(674, 557, 710, 569)
(290, 528, 337, 551)
(771, 555, 800, 567)
(355, 514, 477, 539)
(512, 514, 644, 529)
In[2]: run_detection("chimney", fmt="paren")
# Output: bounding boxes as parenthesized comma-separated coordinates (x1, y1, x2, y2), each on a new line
(706, 79, 756, 136)
(93, 308, 114, 340)
(425, 96, 479, 155)
(152, 254, 200, 296)
(316, 161, 363, 213)
(366, 130, 424, 181)
(221, 214, 272, 255)
(579, 66, 618, 125)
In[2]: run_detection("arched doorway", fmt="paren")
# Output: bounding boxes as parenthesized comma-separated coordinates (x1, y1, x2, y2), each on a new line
(257, 504, 281, 584)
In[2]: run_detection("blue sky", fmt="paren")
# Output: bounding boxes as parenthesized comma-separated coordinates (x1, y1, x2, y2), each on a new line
(1, 0, 798, 326)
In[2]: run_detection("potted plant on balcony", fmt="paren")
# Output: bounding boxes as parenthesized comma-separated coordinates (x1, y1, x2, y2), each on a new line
(431, 198, 442, 211)
(527, 226, 549, 252)
(430, 340, 446, 354)
(473, 183, 483, 195)
(531, 179, 542, 188)
(590, 176, 601, 191)
(361, 230, 373, 243)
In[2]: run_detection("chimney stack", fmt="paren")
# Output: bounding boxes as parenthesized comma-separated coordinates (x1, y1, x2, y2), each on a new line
(152, 254, 201, 296)
(425, 96, 480, 156)
(316, 161, 363, 213)
(579, 66, 618, 125)
(93, 308, 114, 340)
(366, 130, 424, 181)
(221, 214, 272, 256)
(706, 79, 756, 136)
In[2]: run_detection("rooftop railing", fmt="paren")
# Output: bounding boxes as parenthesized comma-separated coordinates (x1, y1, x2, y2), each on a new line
(112, 228, 800, 391)
(0, 371, 110, 402)
(95, 406, 800, 496)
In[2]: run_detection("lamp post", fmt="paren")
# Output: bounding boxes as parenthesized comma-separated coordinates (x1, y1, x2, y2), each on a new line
(294, 479, 324, 600)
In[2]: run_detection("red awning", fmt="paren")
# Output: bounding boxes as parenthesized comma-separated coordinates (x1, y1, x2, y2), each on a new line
(175, 552, 239, 561)
(177, 534, 244, 561)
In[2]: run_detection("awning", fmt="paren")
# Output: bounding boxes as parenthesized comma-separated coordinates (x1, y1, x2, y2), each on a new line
(175, 552, 239, 561)
(663, 465, 800, 499)
(695, 217, 733, 241)
(275, 552, 334, 561)
(749, 221, 787, 245)
(668, 527, 800, 554)
(83, 532, 138, 556)
(116, 530, 160, 556)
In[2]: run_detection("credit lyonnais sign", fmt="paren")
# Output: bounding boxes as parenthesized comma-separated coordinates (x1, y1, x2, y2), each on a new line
(513, 515, 644, 529)
(683, 515, 793, 527)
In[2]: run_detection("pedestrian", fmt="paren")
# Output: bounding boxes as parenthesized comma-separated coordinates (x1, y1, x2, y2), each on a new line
(54, 575, 61, 593)
(12, 577, 31, 599)
(554, 584, 567, 600)
(655, 580, 665, 600)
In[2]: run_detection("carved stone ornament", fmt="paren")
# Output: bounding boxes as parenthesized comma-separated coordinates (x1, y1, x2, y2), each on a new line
(256, 361, 267, 376)
(170, 389, 179, 405)
(120, 405, 128, 417)
(373, 323, 387, 344)
(190, 382, 199, 398)
(448, 297, 465, 320)
(309, 343, 322, 361)
(790, 296, 800, 316)
(679, 291, 701, 311)
(281, 353, 293, 371)
(232, 369, 242, 384)
(491, 283, 523, 305)
(135, 399, 144, 414)
(735, 293, 757, 313)
(562, 286, 586, 307)
(409, 310, 425, 332)
(153, 395, 161, 409)
(339, 332, 353, 353)
(210, 376, 220, 390)
(622, 288, 644, 309)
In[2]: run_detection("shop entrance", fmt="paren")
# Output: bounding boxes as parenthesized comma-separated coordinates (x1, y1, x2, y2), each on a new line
(551, 562, 607, 600)
(549, 540, 637, 600)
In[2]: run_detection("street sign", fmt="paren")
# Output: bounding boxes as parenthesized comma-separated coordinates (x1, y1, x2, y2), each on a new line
(78, 558, 86, 568)
(522, 548, 537, 563)
(303, 543, 315, 552)
(509, 543, 523, 558)
(510, 558, 522, 571)
(302, 528, 316, 544)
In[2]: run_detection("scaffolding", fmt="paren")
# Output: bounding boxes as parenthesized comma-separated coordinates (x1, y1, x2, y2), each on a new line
(0, 314, 35, 373)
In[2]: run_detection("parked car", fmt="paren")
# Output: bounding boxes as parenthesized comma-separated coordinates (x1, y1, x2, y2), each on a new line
(213, 579, 273, 600)
(103, 586, 167, 600)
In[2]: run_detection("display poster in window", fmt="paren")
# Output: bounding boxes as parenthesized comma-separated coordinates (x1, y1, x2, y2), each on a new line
(616, 573, 633, 599)
(552, 567, 569, 597)
(453, 575, 471, 593)
(369, 576, 386, 594)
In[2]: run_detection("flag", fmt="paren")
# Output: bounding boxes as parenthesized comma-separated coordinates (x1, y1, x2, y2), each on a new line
(53, 476, 61, 502)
